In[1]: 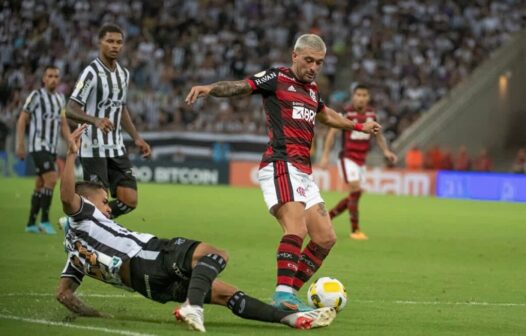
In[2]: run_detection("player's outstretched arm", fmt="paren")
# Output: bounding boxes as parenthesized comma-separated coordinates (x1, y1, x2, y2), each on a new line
(375, 132, 398, 164)
(66, 100, 114, 134)
(319, 127, 339, 169)
(121, 106, 151, 158)
(56, 277, 111, 318)
(60, 125, 87, 215)
(60, 114, 72, 143)
(317, 106, 381, 134)
(15, 110, 30, 160)
(185, 80, 253, 105)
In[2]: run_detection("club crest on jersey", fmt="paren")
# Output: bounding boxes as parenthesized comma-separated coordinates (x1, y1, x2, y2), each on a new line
(309, 88, 317, 102)
(296, 186, 306, 197)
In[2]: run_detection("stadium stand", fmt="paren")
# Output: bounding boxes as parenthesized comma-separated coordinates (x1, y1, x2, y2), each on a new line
(0, 0, 524, 143)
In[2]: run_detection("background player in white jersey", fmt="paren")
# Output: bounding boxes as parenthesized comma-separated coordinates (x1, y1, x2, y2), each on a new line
(56, 125, 336, 332)
(15, 65, 71, 234)
(65, 23, 151, 219)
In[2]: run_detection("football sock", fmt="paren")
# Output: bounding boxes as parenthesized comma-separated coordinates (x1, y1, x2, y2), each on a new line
(227, 291, 289, 322)
(109, 199, 135, 218)
(40, 187, 53, 223)
(276, 234, 303, 292)
(27, 190, 42, 226)
(329, 196, 350, 218)
(187, 253, 226, 307)
(293, 241, 331, 291)
(348, 191, 362, 232)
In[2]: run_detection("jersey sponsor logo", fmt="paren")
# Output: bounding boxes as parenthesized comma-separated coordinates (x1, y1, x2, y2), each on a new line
(292, 105, 316, 123)
(97, 98, 123, 110)
(287, 85, 297, 92)
(309, 88, 317, 102)
(42, 112, 61, 120)
(74, 80, 84, 92)
(254, 71, 276, 86)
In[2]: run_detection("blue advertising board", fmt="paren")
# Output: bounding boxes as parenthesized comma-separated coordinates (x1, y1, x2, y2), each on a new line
(437, 171, 526, 202)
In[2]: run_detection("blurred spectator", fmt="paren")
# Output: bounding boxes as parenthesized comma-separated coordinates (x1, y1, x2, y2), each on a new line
(453, 145, 471, 171)
(511, 148, 526, 173)
(440, 148, 454, 170)
(405, 145, 423, 170)
(473, 148, 493, 172)
(424, 145, 443, 170)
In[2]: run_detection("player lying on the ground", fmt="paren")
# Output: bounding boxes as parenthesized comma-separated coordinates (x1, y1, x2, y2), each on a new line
(56, 125, 336, 332)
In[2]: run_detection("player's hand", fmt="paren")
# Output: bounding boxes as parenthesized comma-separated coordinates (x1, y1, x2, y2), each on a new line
(16, 145, 26, 160)
(185, 85, 212, 105)
(68, 124, 87, 154)
(94, 117, 114, 134)
(319, 156, 330, 170)
(361, 121, 381, 134)
(135, 137, 151, 158)
(384, 150, 398, 164)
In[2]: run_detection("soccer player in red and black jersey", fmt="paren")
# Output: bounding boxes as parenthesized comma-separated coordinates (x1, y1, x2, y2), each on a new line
(320, 85, 397, 240)
(186, 34, 381, 312)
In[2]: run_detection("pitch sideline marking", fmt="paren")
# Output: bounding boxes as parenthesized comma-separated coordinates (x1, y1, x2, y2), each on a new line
(0, 314, 157, 336)
(1, 292, 525, 307)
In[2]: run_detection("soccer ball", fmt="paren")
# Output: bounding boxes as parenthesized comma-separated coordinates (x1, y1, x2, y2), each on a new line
(307, 277, 347, 312)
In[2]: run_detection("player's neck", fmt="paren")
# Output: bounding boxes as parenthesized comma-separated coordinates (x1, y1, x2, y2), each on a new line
(43, 87, 56, 94)
(354, 106, 366, 114)
(99, 54, 117, 71)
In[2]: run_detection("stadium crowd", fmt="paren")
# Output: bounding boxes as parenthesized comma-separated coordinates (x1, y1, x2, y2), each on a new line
(0, 0, 525, 141)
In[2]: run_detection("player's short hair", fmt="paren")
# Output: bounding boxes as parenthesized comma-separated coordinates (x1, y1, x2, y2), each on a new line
(294, 34, 326, 53)
(43, 65, 59, 72)
(98, 23, 124, 40)
(353, 84, 369, 93)
(75, 181, 107, 198)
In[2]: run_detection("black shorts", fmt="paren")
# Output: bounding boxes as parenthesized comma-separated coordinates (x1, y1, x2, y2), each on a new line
(31, 151, 57, 176)
(130, 237, 210, 304)
(80, 156, 137, 198)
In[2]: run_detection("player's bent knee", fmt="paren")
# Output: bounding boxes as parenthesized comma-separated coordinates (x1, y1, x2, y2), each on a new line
(317, 233, 337, 249)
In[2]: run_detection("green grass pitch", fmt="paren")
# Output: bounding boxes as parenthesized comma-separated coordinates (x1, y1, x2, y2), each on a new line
(0, 177, 525, 335)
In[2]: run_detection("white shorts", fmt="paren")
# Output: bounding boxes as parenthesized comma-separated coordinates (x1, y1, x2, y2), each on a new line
(337, 157, 366, 184)
(257, 161, 324, 213)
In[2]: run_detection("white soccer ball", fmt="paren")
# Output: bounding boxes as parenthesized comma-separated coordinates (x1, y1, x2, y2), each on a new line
(307, 277, 347, 312)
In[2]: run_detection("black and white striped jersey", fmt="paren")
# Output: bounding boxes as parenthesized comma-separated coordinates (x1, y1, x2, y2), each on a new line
(22, 88, 65, 154)
(70, 58, 129, 158)
(60, 197, 154, 289)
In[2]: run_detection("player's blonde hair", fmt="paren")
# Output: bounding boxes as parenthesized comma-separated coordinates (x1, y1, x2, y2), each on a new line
(293, 34, 326, 53)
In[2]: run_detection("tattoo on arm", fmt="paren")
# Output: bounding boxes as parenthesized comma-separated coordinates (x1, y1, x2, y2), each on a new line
(318, 203, 328, 217)
(209, 80, 252, 97)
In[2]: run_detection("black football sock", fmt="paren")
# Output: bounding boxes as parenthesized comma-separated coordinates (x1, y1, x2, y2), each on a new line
(227, 291, 289, 323)
(40, 187, 53, 223)
(27, 190, 42, 226)
(187, 254, 227, 307)
(109, 199, 135, 218)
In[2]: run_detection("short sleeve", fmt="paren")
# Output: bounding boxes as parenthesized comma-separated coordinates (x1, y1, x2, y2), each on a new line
(61, 256, 85, 284)
(22, 90, 40, 114)
(122, 68, 129, 105)
(70, 67, 96, 107)
(246, 68, 279, 94)
(68, 196, 95, 221)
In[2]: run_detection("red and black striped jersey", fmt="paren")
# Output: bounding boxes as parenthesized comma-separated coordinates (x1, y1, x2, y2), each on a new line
(340, 105, 376, 166)
(246, 67, 325, 174)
